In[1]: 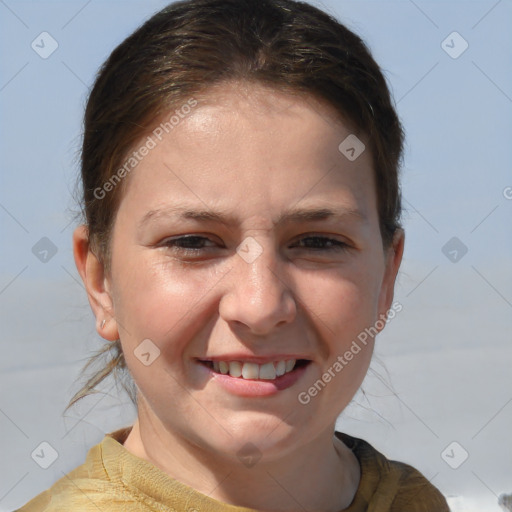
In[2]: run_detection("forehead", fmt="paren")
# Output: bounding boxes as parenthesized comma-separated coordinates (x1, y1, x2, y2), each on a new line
(116, 82, 376, 224)
(192, 81, 347, 122)
(182, 81, 357, 147)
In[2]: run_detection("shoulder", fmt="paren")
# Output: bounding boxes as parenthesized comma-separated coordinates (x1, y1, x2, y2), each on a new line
(336, 431, 450, 512)
(14, 431, 141, 512)
(383, 459, 450, 511)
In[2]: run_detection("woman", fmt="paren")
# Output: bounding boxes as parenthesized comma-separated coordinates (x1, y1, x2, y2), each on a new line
(16, 0, 449, 510)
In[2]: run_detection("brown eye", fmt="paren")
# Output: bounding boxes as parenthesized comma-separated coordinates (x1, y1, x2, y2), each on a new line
(160, 235, 220, 259)
(163, 235, 213, 250)
(294, 236, 348, 251)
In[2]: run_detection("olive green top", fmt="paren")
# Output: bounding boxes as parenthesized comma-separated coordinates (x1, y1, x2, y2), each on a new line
(16, 426, 449, 511)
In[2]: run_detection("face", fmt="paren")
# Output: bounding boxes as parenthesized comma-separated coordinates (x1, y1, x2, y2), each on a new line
(98, 82, 402, 461)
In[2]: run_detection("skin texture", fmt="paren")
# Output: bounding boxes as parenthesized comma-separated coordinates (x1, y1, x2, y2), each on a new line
(73, 81, 404, 512)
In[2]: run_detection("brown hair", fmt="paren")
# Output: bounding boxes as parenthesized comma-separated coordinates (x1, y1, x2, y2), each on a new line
(66, 0, 404, 413)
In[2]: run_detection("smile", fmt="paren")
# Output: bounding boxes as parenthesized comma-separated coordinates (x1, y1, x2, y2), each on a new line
(199, 359, 311, 381)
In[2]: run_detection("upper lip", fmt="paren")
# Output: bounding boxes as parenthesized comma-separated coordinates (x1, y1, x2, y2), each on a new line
(197, 354, 311, 364)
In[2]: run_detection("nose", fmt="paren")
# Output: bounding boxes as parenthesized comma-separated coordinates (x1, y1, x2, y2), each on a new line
(218, 238, 297, 336)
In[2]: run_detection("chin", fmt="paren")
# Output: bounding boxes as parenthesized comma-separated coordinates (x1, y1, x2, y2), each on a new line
(194, 411, 313, 463)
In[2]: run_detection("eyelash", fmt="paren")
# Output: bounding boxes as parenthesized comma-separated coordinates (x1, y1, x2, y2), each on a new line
(161, 235, 349, 255)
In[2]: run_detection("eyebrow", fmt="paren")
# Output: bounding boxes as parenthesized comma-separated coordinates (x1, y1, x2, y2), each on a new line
(138, 204, 366, 231)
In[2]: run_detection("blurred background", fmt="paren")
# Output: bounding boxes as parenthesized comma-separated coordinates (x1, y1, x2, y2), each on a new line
(1, 1, 511, 510)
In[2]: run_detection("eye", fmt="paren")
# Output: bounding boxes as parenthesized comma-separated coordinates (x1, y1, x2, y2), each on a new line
(161, 235, 218, 256)
(293, 235, 349, 252)
(159, 234, 349, 259)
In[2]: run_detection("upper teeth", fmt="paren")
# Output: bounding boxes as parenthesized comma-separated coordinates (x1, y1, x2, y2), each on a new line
(211, 359, 297, 380)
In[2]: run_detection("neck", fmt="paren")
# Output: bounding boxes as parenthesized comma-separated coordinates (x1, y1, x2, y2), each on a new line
(123, 406, 359, 511)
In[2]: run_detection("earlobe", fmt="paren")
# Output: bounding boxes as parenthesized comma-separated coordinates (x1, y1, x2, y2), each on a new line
(72, 225, 119, 341)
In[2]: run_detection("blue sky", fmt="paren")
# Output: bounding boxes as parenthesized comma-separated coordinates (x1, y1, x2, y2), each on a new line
(1, 1, 511, 510)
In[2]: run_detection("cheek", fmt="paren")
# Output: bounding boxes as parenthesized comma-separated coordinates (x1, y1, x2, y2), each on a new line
(299, 263, 383, 342)
(301, 275, 377, 407)
(112, 262, 224, 406)
(113, 256, 223, 349)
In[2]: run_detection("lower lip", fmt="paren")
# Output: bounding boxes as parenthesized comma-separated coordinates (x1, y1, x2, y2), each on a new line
(199, 363, 310, 397)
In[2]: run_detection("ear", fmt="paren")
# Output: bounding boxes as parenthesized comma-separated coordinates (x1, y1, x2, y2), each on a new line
(376, 228, 405, 324)
(72, 225, 119, 341)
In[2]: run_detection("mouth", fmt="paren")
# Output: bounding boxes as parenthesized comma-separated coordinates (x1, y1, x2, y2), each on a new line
(198, 358, 311, 381)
